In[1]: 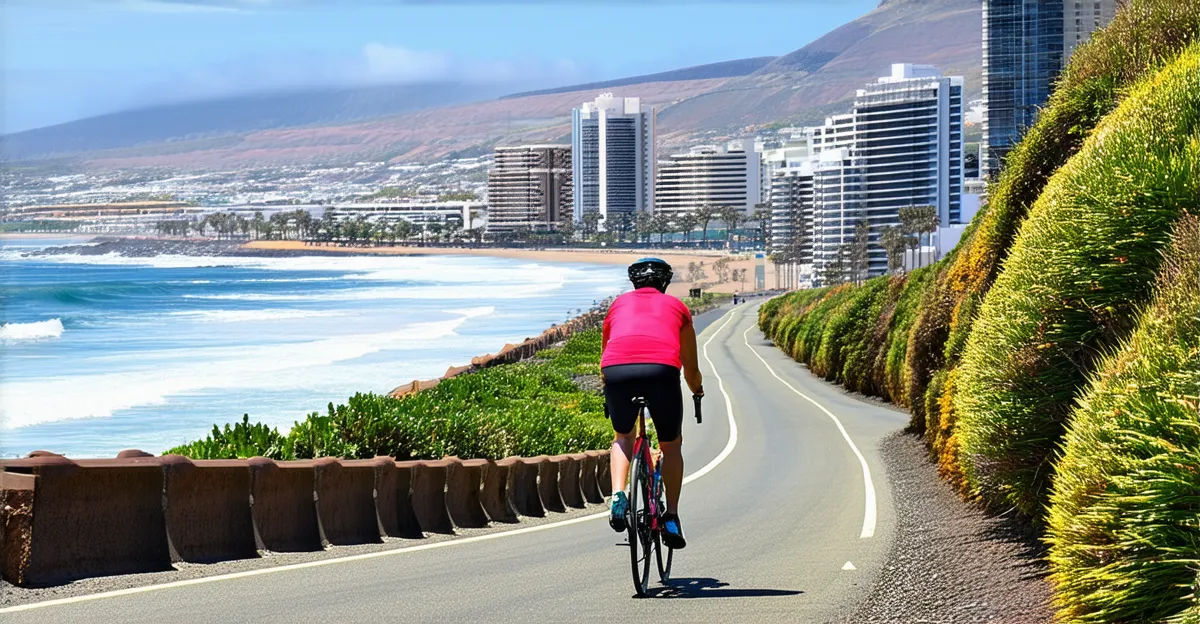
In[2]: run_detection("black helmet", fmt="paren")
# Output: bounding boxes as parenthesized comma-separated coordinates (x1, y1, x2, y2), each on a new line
(628, 257, 672, 293)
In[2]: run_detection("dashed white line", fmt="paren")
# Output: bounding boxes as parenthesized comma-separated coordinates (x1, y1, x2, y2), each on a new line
(741, 324, 878, 539)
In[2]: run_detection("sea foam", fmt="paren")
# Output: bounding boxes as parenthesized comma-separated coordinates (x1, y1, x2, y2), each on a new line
(0, 318, 64, 343)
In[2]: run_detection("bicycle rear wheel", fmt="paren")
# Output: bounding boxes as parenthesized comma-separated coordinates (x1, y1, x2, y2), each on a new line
(628, 451, 654, 597)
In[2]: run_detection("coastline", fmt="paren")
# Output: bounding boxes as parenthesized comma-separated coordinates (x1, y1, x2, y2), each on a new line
(244, 240, 773, 296)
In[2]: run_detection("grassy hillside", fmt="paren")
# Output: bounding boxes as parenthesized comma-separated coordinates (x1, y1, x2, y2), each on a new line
(954, 43, 1200, 515)
(1047, 215, 1200, 623)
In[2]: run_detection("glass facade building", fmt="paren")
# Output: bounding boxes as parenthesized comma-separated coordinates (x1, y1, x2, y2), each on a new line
(982, 0, 1116, 175)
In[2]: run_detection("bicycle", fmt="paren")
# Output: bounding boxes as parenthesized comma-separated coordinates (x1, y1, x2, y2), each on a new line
(625, 393, 702, 597)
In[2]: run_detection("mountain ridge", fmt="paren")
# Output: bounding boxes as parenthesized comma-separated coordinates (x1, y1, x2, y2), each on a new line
(3, 0, 982, 169)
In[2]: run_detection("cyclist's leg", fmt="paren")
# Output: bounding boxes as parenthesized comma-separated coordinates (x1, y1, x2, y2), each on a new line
(601, 365, 640, 495)
(645, 365, 684, 514)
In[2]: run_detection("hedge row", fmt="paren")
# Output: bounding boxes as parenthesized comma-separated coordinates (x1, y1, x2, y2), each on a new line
(1046, 215, 1200, 622)
(168, 329, 611, 460)
(908, 0, 1200, 486)
(955, 43, 1200, 516)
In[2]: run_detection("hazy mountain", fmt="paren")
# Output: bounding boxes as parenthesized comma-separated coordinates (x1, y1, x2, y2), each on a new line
(656, 0, 983, 133)
(502, 57, 777, 100)
(3, 0, 982, 169)
(0, 82, 506, 161)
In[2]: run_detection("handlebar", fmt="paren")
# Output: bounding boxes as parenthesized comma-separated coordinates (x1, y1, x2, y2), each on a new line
(693, 393, 703, 424)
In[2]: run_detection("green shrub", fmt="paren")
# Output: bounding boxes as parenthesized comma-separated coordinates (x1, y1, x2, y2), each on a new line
(879, 267, 934, 406)
(955, 46, 1200, 516)
(167, 414, 294, 460)
(170, 329, 612, 460)
(1046, 215, 1200, 623)
(830, 277, 890, 391)
(908, 0, 1200, 451)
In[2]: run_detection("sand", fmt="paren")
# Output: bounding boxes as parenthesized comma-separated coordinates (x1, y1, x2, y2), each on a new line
(243, 241, 775, 297)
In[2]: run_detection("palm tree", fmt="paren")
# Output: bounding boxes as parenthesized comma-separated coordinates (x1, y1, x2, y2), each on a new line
(752, 203, 771, 247)
(719, 206, 745, 250)
(635, 212, 654, 244)
(880, 225, 909, 274)
(677, 211, 698, 244)
(695, 205, 718, 247)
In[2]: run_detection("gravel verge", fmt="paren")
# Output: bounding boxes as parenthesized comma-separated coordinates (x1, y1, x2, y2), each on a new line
(845, 431, 1054, 623)
(0, 501, 607, 608)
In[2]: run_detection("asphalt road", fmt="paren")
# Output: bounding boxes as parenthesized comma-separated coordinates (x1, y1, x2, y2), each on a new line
(2, 303, 909, 623)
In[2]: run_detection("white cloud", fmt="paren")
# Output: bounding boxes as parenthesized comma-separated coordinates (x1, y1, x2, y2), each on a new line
(362, 44, 456, 82)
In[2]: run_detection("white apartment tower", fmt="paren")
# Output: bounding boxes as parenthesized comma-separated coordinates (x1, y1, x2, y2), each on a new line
(571, 94, 656, 225)
(654, 141, 761, 217)
(768, 161, 814, 258)
(811, 64, 963, 281)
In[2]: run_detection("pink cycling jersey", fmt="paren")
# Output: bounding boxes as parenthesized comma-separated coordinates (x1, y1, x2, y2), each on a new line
(601, 287, 693, 369)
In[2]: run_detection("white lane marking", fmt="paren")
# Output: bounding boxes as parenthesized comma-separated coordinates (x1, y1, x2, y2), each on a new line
(684, 309, 739, 485)
(842, 561, 857, 571)
(0, 310, 742, 614)
(741, 324, 877, 539)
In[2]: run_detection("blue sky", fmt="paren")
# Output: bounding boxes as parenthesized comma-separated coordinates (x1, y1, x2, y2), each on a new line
(3, 1, 880, 133)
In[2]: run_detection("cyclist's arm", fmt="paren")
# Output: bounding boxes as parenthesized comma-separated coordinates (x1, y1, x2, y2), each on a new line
(680, 321, 703, 396)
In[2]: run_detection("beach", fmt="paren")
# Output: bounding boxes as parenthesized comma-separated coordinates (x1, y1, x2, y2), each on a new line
(244, 240, 774, 297)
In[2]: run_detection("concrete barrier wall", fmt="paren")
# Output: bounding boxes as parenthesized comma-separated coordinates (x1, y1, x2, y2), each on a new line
(445, 458, 490, 529)
(249, 458, 321, 552)
(405, 460, 453, 534)
(500, 457, 544, 518)
(535, 456, 566, 514)
(581, 451, 605, 504)
(314, 458, 384, 546)
(160, 455, 256, 563)
(385, 461, 423, 538)
(481, 460, 518, 523)
(1, 448, 612, 586)
(553, 455, 585, 510)
(0, 454, 171, 586)
(1, 471, 36, 585)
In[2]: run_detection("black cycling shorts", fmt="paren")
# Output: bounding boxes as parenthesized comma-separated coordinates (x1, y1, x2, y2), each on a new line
(602, 363, 683, 443)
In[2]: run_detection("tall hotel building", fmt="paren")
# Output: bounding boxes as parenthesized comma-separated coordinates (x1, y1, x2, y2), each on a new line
(486, 145, 572, 233)
(654, 141, 761, 217)
(982, 0, 1117, 175)
(812, 65, 963, 280)
(571, 94, 656, 224)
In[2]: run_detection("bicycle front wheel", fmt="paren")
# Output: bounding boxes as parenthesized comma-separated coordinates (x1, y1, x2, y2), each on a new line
(628, 453, 654, 597)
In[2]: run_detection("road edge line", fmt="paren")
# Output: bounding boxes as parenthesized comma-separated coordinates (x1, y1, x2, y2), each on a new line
(741, 323, 877, 539)
(0, 307, 741, 614)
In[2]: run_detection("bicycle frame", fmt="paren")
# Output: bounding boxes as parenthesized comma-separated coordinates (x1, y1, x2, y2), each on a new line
(630, 405, 664, 534)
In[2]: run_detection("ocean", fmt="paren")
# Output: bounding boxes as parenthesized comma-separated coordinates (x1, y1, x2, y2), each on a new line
(0, 237, 628, 458)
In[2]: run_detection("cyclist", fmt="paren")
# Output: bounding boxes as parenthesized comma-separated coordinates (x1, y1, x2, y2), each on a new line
(602, 257, 703, 550)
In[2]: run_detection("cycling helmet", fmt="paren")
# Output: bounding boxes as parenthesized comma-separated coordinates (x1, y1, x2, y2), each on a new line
(628, 257, 673, 293)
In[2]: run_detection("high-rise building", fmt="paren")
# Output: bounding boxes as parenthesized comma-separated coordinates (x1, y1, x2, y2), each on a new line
(486, 145, 572, 233)
(811, 64, 963, 281)
(811, 147, 862, 279)
(982, 0, 1117, 175)
(768, 161, 814, 260)
(654, 141, 761, 217)
(571, 94, 656, 225)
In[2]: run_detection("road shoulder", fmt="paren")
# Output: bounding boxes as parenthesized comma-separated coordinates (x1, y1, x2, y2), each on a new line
(845, 431, 1054, 623)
